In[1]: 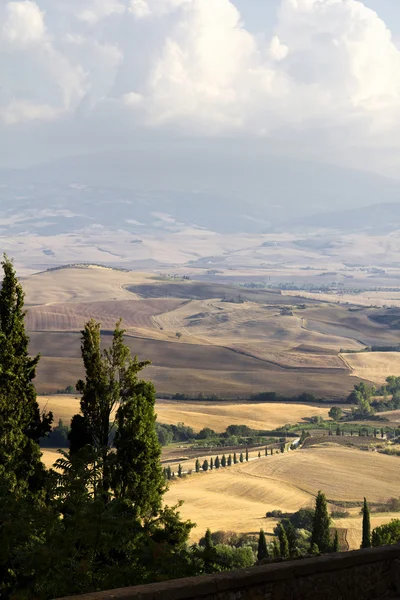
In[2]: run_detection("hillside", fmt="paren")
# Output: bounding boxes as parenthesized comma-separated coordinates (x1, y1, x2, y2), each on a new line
(25, 267, 400, 398)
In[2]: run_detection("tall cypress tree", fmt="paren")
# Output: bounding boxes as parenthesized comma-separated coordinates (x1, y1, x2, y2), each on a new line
(69, 318, 165, 517)
(245, 448, 249, 462)
(361, 497, 371, 548)
(227, 454, 232, 466)
(215, 456, 220, 469)
(257, 529, 269, 561)
(272, 538, 280, 558)
(278, 525, 289, 558)
(333, 529, 339, 552)
(311, 491, 331, 553)
(0, 255, 52, 494)
(233, 452, 237, 464)
(195, 458, 200, 473)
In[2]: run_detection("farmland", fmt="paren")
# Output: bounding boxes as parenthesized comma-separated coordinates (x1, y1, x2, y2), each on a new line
(25, 266, 400, 398)
(164, 443, 400, 546)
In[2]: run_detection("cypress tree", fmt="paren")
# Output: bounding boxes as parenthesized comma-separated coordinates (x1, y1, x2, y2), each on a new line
(336, 426, 341, 436)
(311, 491, 331, 553)
(210, 457, 214, 470)
(333, 529, 339, 552)
(233, 452, 237, 464)
(286, 522, 297, 557)
(195, 458, 200, 473)
(0, 255, 52, 495)
(278, 525, 289, 558)
(245, 448, 249, 462)
(221, 454, 226, 467)
(227, 454, 232, 466)
(167, 465, 172, 479)
(178, 464, 183, 478)
(202, 459, 209, 472)
(215, 456, 220, 469)
(265, 447, 268, 456)
(361, 497, 371, 548)
(272, 538, 280, 558)
(239, 452, 244, 463)
(258, 451, 261, 459)
(257, 529, 269, 561)
(280, 443, 285, 453)
(271, 448, 273, 455)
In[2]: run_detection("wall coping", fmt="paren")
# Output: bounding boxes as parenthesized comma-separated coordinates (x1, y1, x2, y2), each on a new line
(55, 545, 400, 600)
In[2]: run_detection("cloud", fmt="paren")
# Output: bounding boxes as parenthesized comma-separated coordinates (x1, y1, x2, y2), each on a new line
(1, 0, 400, 169)
(3, 1, 46, 46)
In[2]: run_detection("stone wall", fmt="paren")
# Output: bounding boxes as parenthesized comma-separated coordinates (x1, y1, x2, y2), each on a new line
(56, 545, 400, 600)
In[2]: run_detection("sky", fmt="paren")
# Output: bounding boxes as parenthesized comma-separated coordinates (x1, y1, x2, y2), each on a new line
(2, 0, 400, 178)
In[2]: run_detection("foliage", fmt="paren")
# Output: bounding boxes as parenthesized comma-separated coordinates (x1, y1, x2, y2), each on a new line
(278, 526, 289, 558)
(371, 519, 400, 547)
(311, 491, 331, 553)
(257, 530, 269, 561)
(0, 256, 53, 497)
(361, 498, 371, 549)
(329, 407, 343, 421)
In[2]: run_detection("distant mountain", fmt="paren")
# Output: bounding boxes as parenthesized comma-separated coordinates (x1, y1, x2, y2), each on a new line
(2, 147, 400, 236)
(280, 202, 400, 234)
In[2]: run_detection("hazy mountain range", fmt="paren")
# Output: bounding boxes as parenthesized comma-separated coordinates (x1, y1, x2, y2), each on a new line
(2, 148, 400, 238)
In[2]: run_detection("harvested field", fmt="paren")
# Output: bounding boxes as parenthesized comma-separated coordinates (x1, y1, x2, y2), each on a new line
(341, 352, 400, 385)
(31, 332, 361, 398)
(23, 266, 151, 306)
(155, 401, 329, 433)
(165, 445, 400, 543)
(36, 397, 328, 431)
(26, 298, 183, 332)
(335, 513, 400, 550)
(38, 395, 81, 424)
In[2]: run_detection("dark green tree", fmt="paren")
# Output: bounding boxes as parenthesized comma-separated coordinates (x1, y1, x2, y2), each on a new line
(361, 497, 371, 548)
(265, 447, 268, 456)
(239, 452, 244, 463)
(221, 454, 226, 468)
(202, 459, 209, 472)
(329, 406, 343, 420)
(227, 454, 232, 466)
(258, 451, 261, 458)
(278, 525, 289, 558)
(333, 529, 339, 552)
(215, 456, 220, 469)
(285, 522, 297, 557)
(245, 448, 249, 462)
(233, 452, 237, 464)
(0, 255, 52, 495)
(272, 538, 280, 558)
(195, 459, 200, 473)
(178, 464, 183, 478)
(311, 491, 331, 553)
(257, 529, 269, 561)
(336, 426, 341, 436)
(167, 465, 172, 480)
(371, 519, 400, 546)
(210, 457, 214, 470)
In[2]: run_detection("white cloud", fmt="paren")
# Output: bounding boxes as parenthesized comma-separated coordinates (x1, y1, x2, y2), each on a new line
(3, 1, 46, 46)
(1, 0, 400, 169)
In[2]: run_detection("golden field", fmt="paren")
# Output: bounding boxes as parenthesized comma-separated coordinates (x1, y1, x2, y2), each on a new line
(37, 396, 327, 432)
(164, 445, 400, 545)
(341, 352, 400, 385)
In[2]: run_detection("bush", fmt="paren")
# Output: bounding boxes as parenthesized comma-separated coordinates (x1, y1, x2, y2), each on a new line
(331, 510, 350, 519)
(372, 519, 400, 547)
